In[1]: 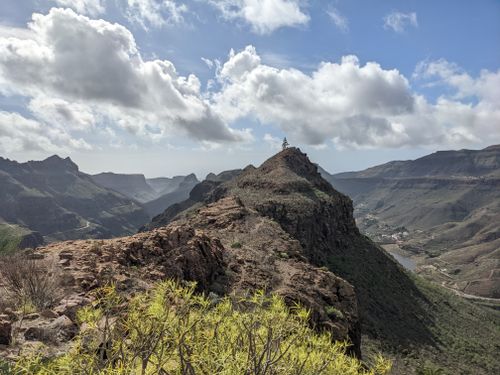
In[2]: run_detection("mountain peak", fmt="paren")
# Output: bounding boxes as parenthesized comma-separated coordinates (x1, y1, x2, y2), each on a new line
(39, 155, 79, 172)
(251, 147, 335, 194)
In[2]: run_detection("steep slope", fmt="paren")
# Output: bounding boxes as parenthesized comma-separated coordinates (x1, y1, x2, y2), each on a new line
(204, 149, 435, 346)
(91, 172, 157, 203)
(322, 145, 500, 298)
(0, 155, 149, 242)
(1, 198, 362, 360)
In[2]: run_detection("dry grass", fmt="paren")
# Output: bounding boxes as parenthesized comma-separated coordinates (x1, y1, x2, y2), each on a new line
(0, 253, 62, 311)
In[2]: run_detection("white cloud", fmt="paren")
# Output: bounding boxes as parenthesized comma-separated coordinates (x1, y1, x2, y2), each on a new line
(0, 111, 91, 153)
(327, 8, 348, 33)
(201, 57, 214, 69)
(53, 0, 187, 29)
(211, 46, 500, 149)
(263, 133, 282, 150)
(124, 0, 187, 29)
(0, 8, 250, 146)
(207, 0, 309, 34)
(53, 0, 106, 17)
(28, 97, 97, 131)
(384, 11, 418, 33)
(0, 24, 34, 40)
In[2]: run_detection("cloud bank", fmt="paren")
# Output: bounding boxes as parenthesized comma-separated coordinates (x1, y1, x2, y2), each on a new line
(0, 9, 499, 153)
(212, 46, 500, 148)
(0, 8, 250, 152)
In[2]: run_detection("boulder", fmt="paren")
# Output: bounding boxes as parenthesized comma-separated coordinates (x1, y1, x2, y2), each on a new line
(24, 315, 77, 343)
(54, 295, 92, 320)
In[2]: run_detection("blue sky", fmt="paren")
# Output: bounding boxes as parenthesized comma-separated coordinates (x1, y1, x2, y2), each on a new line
(0, 0, 499, 178)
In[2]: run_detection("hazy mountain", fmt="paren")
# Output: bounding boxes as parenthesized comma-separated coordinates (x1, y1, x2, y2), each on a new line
(321, 145, 500, 298)
(146, 176, 189, 196)
(91, 172, 158, 203)
(0, 155, 149, 242)
(143, 174, 199, 217)
(91, 173, 201, 206)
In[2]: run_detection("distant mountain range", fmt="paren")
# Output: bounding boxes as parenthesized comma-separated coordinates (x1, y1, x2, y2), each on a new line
(0, 155, 150, 244)
(90, 172, 198, 204)
(320, 145, 500, 298)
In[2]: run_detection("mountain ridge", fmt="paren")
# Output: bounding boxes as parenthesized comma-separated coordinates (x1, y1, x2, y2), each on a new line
(0, 155, 149, 243)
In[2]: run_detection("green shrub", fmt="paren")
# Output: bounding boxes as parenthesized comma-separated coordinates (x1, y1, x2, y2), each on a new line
(231, 241, 242, 249)
(11, 281, 392, 374)
(325, 306, 345, 320)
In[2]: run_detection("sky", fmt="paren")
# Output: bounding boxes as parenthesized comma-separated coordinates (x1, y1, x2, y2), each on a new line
(0, 0, 499, 178)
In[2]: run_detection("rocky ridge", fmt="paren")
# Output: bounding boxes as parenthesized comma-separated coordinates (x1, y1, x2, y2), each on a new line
(0, 194, 360, 359)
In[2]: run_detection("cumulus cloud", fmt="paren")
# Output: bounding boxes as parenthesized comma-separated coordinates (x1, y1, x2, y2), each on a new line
(53, 0, 105, 17)
(1, 9, 498, 154)
(28, 97, 97, 131)
(213, 46, 415, 147)
(384, 11, 418, 33)
(207, 0, 309, 34)
(0, 8, 250, 148)
(327, 8, 348, 33)
(211, 46, 500, 149)
(412, 59, 500, 142)
(124, 0, 187, 29)
(0, 111, 91, 153)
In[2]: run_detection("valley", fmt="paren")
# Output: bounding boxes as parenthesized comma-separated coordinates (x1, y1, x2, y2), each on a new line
(321, 145, 500, 300)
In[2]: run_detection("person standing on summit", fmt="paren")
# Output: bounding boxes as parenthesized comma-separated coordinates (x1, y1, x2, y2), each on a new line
(282, 137, 289, 150)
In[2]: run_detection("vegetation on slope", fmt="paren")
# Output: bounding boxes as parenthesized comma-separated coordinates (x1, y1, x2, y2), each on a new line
(362, 276, 500, 374)
(6, 281, 391, 375)
(0, 224, 28, 255)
